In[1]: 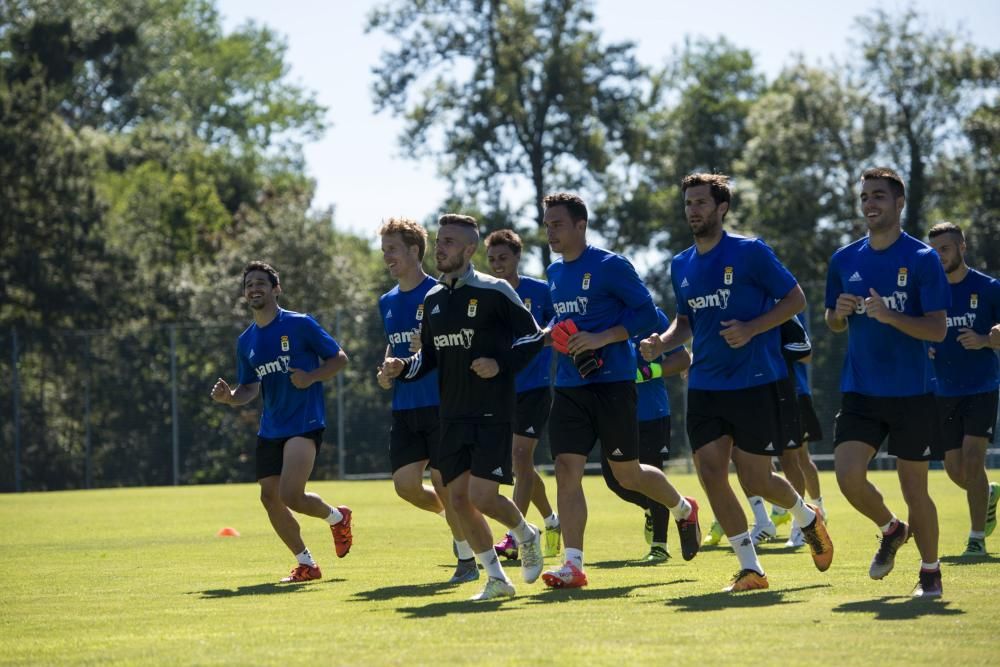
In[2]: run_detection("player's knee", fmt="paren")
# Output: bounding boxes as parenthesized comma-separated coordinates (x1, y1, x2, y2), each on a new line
(392, 476, 421, 502)
(279, 488, 305, 510)
(612, 464, 641, 491)
(259, 485, 280, 509)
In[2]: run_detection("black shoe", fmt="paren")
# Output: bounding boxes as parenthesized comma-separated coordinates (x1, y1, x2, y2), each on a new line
(869, 520, 909, 580)
(912, 568, 942, 598)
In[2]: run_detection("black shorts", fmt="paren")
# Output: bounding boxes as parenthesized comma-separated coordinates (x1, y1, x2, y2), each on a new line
(687, 382, 784, 456)
(798, 394, 824, 443)
(256, 429, 323, 480)
(514, 386, 552, 438)
(389, 406, 440, 472)
(777, 376, 802, 450)
(833, 392, 938, 462)
(437, 420, 514, 486)
(549, 381, 638, 462)
(638, 416, 671, 467)
(934, 390, 999, 458)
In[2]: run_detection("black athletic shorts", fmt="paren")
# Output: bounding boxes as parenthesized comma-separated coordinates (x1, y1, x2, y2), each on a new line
(777, 376, 802, 450)
(389, 406, 441, 472)
(514, 386, 552, 438)
(833, 392, 938, 462)
(549, 381, 638, 462)
(934, 390, 999, 458)
(638, 416, 671, 467)
(798, 394, 824, 444)
(437, 420, 514, 486)
(687, 382, 784, 456)
(256, 429, 323, 480)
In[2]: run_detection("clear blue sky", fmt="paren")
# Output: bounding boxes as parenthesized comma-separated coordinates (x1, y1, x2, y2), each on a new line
(216, 0, 999, 242)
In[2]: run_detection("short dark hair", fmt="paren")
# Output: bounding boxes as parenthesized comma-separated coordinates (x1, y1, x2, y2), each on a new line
(861, 167, 906, 201)
(438, 214, 479, 230)
(242, 261, 279, 288)
(928, 221, 964, 241)
(379, 217, 428, 260)
(543, 192, 588, 223)
(681, 173, 732, 209)
(485, 229, 523, 254)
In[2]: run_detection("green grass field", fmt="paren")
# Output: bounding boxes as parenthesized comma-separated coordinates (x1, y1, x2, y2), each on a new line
(2, 471, 998, 665)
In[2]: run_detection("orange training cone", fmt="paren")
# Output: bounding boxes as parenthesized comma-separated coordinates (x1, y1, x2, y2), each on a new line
(217, 527, 240, 537)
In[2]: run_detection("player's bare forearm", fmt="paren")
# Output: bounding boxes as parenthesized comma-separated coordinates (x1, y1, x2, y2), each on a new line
(660, 347, 691, 377)
(884, 310, 947, 342)
(746, 285, 806, 337)
(660, 316, 692, 350)
(310, 351, 348, 382)
(825, 308, 848, 333)
(227, 383, 259, 406)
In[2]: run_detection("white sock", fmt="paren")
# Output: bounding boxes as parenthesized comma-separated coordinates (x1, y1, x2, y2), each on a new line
(879, 517, 898, 534)
(748, 496, 771, 526)
(788, 496, 817, 527)
(455, 539, 475, 560)
(543, 513, 559, 529)
(668, 496, 692, 521)
(810, 496, 824, 510)
(652, 541, 667, 550)
(920, 560, 940, 571)
(511, 519, 534, 545)
(565, 548, 584, 569)
(325, 508, 344, 525)
(728, 531, 764, 575)
(771, 505, 788, 516)
(438, 510, 447, 518)
(295, 548, 316, 567)
(476, 549, 506, 580)
(969, 530, 985, 540)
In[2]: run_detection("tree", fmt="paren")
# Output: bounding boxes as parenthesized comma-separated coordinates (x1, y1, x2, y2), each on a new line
(367, 0, 647, 266)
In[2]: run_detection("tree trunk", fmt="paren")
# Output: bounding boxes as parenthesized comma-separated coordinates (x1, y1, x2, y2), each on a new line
(905, 133, 924, 235)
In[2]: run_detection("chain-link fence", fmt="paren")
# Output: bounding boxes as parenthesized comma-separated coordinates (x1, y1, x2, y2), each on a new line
(2, 285, 997, 492)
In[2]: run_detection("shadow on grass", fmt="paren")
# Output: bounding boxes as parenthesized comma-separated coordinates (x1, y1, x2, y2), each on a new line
(194, 579, 345, 599)
(352, 580, 460, 602)
(832, 596, 964, 620)
(941, 554, 1000, 566)
(663, 583, 829, 612)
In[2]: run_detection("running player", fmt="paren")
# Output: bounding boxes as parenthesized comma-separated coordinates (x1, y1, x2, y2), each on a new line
(540, 192, 702, 590)
(485, 229, 561, 560)
(642, 173, 833, 593)
(926, 222, 1000, 556)
(210, 261, 353, 583)
(376, 218, 478, 583)
(826, 167, 950, 598)
(381, 214, 546, 601)
(600, 307, 691, 563)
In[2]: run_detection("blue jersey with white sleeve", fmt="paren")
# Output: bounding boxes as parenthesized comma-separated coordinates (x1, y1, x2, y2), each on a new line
(236, 308, 342, 439)
(634, 308, 681, 421)
(932, 268, 1000, 397)
(379, 276, 440, 410)
(672, 232, 798, 390)
(824, 232, 951, 397)
(548, 245, 657, 387)
(515, 275, 554, 393)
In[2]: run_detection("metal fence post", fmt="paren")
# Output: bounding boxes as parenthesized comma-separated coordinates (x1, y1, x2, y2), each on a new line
(170, 325, 179, 486)
(336, 309, 345, 480)
(12, 329, 22, 493)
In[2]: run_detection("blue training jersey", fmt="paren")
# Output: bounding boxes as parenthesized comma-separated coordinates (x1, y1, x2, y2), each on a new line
(792, 312, 811, 396)
(672, 232, 798, 390)
(931, 268, 1000, 397)
(825, 231, 951, 397)
(514, 275, 555, 393)
(236, 308, 342, 438)
(634, 308, 682, 421)
(548, 245, 657, 387)
(379, 276, 440, 410)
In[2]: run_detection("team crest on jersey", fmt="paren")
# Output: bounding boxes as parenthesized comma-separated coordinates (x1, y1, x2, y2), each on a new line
(280, 335, 290, 352)
(524, 297, 532, 310)
(582, 273, 591, 290)
(723, 266, 734, 285)
(467, 299, 478, 317)
(416, 304, 424, 321)
(897, 268, 908, 287)
(970, 294, 979, 309)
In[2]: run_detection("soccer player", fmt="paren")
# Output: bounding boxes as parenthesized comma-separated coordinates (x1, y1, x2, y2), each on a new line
(540, 192, 702, 590)
(484, 229, 561, 560)
(210, 261, 353, 583)
(926, 222, 1000, 556)
(381, 214, 546, 601)
(826, 167, 950, 598)
(599, 307, 692, 563)
(641, 173, 833, 593)
(376, 218, 478, 583)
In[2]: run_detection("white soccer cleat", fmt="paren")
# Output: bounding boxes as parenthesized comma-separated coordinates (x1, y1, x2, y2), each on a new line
(785, 525, 805, 548)
(751, 521, 777, 546)
(470, 576, 515, 601)
(518, 524, 544, 584)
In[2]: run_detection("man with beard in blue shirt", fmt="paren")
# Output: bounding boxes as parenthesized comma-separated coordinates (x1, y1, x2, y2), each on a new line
(926, 222, 1000, 557)
(642, 173, 832, 593)
(541, 192, 702, 590)
(826, 167, 950, 598)
(211, 261, 353, 583)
